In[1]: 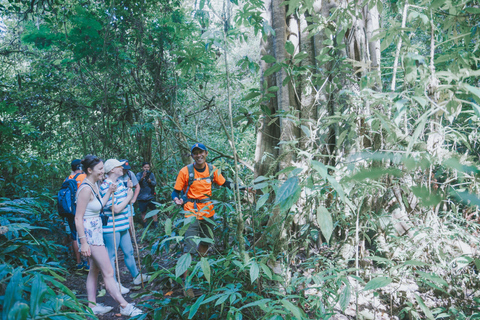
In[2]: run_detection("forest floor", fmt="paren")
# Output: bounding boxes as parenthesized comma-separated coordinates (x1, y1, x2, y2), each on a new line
(63, 224, 180, 320)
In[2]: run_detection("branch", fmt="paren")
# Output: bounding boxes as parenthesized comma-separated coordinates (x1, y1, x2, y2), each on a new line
(169, 116, 254, 172)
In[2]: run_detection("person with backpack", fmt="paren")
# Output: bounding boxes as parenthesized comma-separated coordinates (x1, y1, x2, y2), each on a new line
(172, 143, 247, 256)
(58, 159, 87, 271)
(75, 155, 142, 316)
(136, 162, 158, 228)
(118, 159, 140, 228)
(100, 159, 151, 294)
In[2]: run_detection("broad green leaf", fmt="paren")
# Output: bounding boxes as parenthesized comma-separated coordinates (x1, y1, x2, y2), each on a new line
(30, 274, 47, 317)
(256, 193, 270, 211)
(176, 253, 192, 278)
(339, 283, 351, 311)
(239, 298, 271, 310)
(264, 64, 282, 77)
(345, 168, 403, 181)
(285, 41, 295, 55)
(286, 0, 300, 15)
(336, 130, 348, 148)
(280, 299, 304, 320)
(415, 294, 434, 320)
(188, 294, 206, 319)
(145, 209, 160, 219)
(242, 91, 261, 101)
(7, 302, 29, 320)
(317, 206, 333, 245)
(215, 294, 229, 306)
(327, 176, 345, 201)
(464, 84, 480, 100)
(300, 125, 310, 137)
(260, 263, 273, 280)
(165, 218, 172, 236)
(250, 261, 260, 283)
(254, 175, 268, 183)
(363, 276, 392, 291)
(274, 177, 299, 205)
(403, 260, 429, 267)
(293, 52, 308, 63)
(411, 186, 442, 207)
(406, 115, 427, 155)
(267, 86, 279, 92)
(253, 182, 269, 190)
(416, 271, 448, 287)
(261, 55, 276, 63)
(471, 103, 480, 118)
(3, 269, 23, 319)
(311, 160, 327, 178)
(201, 258, 211, 284)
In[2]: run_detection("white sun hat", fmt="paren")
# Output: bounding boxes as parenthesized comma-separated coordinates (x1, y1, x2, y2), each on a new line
(104, 159, 126, 174)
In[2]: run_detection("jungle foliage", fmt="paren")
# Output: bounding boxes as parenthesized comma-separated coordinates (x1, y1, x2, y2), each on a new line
(1, 0, 480, 319)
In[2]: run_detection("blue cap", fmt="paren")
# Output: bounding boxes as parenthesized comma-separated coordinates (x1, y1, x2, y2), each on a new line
(191, 143, 207, 153)
(120, 159, 131, 169)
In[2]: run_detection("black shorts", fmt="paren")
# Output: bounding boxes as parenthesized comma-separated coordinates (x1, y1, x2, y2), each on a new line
(138, 200, 156, 214)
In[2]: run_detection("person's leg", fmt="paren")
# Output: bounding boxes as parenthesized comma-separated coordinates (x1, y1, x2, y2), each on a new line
(72, 240, 82, 264)
(86, 256, 100, 307)
(103, 232, 120, 280)
(89, 245, 129, 308)
(138, 201, 148, 226)
(184, 217, 200, 255)
(67, 217, 82, 265)
(148, 202, 158, 228)
(197, 219, 213, 257)
(118, 230, 139, 278)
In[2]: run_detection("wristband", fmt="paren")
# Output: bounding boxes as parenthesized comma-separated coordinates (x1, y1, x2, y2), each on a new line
(78, 236, 86, 239)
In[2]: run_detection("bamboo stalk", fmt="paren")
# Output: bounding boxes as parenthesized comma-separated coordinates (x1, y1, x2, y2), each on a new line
(391, 3, 409, 92)
(111, 192, 122, 292)
(130, 203, 144, 288)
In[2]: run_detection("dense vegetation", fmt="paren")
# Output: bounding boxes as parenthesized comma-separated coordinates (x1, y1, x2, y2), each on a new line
(1, 0, 480, 319)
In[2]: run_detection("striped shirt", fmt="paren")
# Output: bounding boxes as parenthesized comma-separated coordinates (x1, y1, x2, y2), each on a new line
(99, 179, 130, 234)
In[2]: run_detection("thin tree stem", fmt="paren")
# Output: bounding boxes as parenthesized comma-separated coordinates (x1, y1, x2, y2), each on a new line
(391, 3, 409, 92)
(222, 0, 245, 257)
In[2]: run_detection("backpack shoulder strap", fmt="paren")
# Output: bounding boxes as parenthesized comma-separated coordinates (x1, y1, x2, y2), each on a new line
(187, 164, 195, 187)
(79, 183, 104, 212)
(73, 173, 81, 180)
(207, 163, 215, 178)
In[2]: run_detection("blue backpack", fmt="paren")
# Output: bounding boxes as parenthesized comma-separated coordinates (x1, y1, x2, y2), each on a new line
(57, 173, 80, 219)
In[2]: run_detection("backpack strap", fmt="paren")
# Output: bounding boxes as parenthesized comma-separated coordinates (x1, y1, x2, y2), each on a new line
(80, 182, 104, 214)
(73, 173, 81, 180)
(184, 163, 217, 209)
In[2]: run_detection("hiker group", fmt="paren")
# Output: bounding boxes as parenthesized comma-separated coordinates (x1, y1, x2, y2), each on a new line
(58, 143, 248, 316)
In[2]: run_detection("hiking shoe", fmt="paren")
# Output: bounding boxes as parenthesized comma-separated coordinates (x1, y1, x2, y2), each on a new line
(76, 263, 84, 271)
(133, 273, 151, 285)
(82, 261, 90, 271)
(91, 303, 113, 315)
(120, 303, 143, 316)
(115, 282, 130, 294)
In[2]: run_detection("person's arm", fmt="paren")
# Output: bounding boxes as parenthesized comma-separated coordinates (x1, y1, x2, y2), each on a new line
(99, 182, 116, 206)
(172, 189, 183, 205)
(221, 180, 247, 191)
(75, 187, 92, 257)
(132, 183, 140, 203)
(172, 169, 187, 206)
(129, 172, 140, 204)
(148, 173, 157, 187)
(111, 187, 134, 213)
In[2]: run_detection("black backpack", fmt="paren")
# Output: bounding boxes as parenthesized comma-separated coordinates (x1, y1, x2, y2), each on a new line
(57, 173, 81, 219)
(181, 163, 216, 203)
